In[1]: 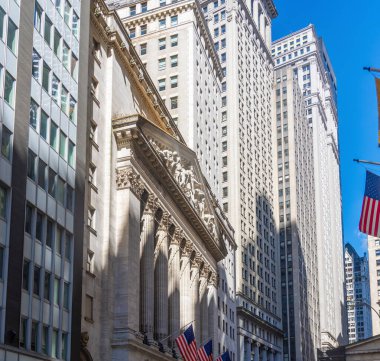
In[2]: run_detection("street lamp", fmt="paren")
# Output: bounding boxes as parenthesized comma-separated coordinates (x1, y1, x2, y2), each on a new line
(347, 299, 380, 319)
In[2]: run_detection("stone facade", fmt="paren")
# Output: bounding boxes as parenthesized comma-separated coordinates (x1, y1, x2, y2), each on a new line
(81, 1, 234, 360)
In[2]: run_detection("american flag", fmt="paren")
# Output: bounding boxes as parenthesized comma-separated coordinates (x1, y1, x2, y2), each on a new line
(359, 171, 380, 237)
(216, 351, 231, 361)
(198, 340, 213, 361)
(175, 324, 198, 361)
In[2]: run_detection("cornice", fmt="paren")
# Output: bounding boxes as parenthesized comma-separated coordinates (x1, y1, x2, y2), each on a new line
(112, 114, 228, 262)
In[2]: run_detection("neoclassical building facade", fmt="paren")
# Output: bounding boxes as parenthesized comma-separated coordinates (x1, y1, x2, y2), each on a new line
(81, 2, 234, 360)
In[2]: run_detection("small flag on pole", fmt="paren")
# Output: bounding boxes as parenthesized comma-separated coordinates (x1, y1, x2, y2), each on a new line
(376, 78, 380, 146)
(359, 171, 380, 237)
(198, 339, 213, 361)
(216, 351, 231, 361)
(175, 324, 198, 361)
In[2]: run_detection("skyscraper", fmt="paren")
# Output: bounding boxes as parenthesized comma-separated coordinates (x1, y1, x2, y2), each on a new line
(345, 243, 372, 343)
(367, 236, 380, 335)
(273, 66, 319, 361)
(0, 0, 89, 360)
(272, 24, 346, 353)
(202, 0, 283, 360)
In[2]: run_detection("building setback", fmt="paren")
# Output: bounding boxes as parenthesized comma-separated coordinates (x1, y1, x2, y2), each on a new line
(273, 66, 319, 361)
(0, 0, 89, 360)
(273, 24, 346, 353)
(80, 1, 234, 361)
(345, 243, 372, 343)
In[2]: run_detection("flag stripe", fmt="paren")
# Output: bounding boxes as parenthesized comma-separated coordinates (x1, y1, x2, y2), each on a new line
(368, 198, 375, 234)
(372, 201, 379, 236)
(359, 197, 367, 232)
(363, 196, 371, 233)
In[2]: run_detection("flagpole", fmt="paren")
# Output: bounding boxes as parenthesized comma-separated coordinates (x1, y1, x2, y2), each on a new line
(363, 66, 380, 73)
(353, 159, 380, 166)
(159, 320, 195, 343)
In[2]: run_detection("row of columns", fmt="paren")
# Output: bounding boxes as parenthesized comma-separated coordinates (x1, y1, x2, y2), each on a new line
(242, 338, 278, 361)
(139, 193, 217, 347)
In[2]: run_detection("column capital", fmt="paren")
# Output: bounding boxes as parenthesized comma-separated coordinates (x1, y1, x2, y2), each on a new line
(144, 194, 159, 215)
(158, 212, 171, 231)
(208, 271, 218, 287)
(116, 167, 145, 195)
(200, 264, 210, 279)
(192, 253, 203, 269)
(171, 227, 183, 246)
(182, 241, 193, 258)
(256, 342, 261, 348)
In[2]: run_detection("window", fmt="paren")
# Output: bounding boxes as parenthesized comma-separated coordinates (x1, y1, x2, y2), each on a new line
(25, 205, 33, 234)
(46, 219, 54, 248)
(66, 185, 74, 211)
(7, 19, 17, 53)
(71, 54, 78, 81)
(0, 7, 4, 40)
(170, 75, 178, 88)
(158, 78, 166, 91)
(62, 42, 70, 70)
(171, 15, 178, 26)
(63, 282, 70, 310)
(42, 62, 50, 92)
(36, 212, 44, 241)
(27, 150, 37, 181)
(159, 37, 166, 50)
(62, 333, 68, 360)
(223, 187, 228, 197)
(158, 58, 166, 70)
(88, 207, 95, 229)
(65, 233, 72, 261)
(159, 0, 166, 6)
(69, 96, 77, 123)
(23, 259, 30, 291)
(4, 71, 15, 106)
(221, 53, 226, 63)
(221, 24, 226, 34)
(141, 2, 148, 12)
(54, 29, 61, 58)
(68, 141, 75, 167)
(214, 14, 219, 23)
(85, 294, 94, 321)
(72, 11, 79, 38)
(170, 34, 178, 47)
(56, 226, 64, 255)
(170, 54, 178, 67)
(159, 18, 166, 29)
(42, 325, 49, 354)
(221, 38, 226, 48)
(1, 126, 12, 160)
(50, 122, 58, 150)
(44, 271, 51, 301)
(52, 329, 58, 358)
(222, 126, 227, 136)
(129, 27, 135, 38)
(214, 28, 219, 37)
(38, 159, 47, 189)
(33, 265, 41, 296)
(44, 16, 53, 46)
(64, 1, 71, 27)
(52, 74, 60, 103)
(29, 99, 39, 129)
(170, 96, 178, 110)
(86, 250, 94, 273)
(221, 10, 226, 20)
(57, 177, 65, 205)
(48, 169, 56, 197)
(32, 49, 41, 80)
(140, 43, 147, 55)
(0, 185, 6, 219)
(40, 111, 48, 140)
(54, 277, 60, 305)
(61, 87, 68, 114)
(130, 5, 136, 15)
(34, 1, 43, 32)
(141, 24, 147, 35)
(55, 0, 63, 14)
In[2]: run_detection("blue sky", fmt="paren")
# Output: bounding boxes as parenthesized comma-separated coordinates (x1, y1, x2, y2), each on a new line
(272, 0, 380, 256)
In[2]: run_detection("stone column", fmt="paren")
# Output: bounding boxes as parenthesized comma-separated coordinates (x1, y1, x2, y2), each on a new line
(253, 342, 260, 361)
(243, 338, 251, 361)
(268, 350, 274, 361)
(113, 168, 143, 340)
(154, 213, 170, 342)
(140, 194, 158, 340)
(207, 272, 218, 355)
(199, 265, 209, 344)
(262, 347, 268, 361)
(191, 255, 201, 343)
(168, 228, 181, 347)
(180, 241, 193, 328)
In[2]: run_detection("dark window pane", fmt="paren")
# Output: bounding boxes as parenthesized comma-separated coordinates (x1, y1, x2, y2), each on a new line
(23, 259, 30, 291)
(33, 265, 40, 296)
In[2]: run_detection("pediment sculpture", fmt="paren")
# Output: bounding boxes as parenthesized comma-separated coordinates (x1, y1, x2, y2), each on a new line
(150, 139, 217, 239)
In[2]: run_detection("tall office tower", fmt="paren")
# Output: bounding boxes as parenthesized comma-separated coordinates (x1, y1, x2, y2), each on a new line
(345, 243, 372, 343)
(273, 24, 346, 351)
(81, 1, 234, 360)
(273, 66, 319, 361)
(114, 0, 223, 198)
(368, 236, 380, 335)
(0, 0, 89, 360)
(108, 0, 238, 358)
(202, 1, 284, 360)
